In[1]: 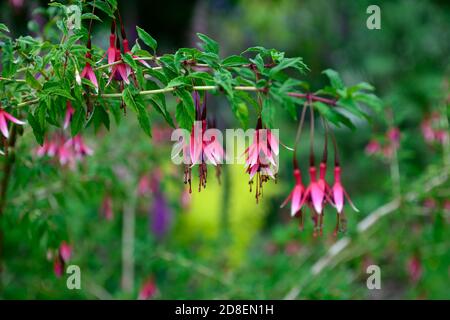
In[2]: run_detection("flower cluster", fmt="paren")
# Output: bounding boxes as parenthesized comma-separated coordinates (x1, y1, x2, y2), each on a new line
(281, 104, 358, 236)
(421, 112, 448, 146)
(365, 127, 401, 160)
(35, 101, 93, 167)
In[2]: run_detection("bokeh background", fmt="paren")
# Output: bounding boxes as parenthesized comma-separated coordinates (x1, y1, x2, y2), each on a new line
(0, 0, 449, 299)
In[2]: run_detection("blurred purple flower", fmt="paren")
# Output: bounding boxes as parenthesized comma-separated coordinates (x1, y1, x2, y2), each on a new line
(151, 191, 171, 239)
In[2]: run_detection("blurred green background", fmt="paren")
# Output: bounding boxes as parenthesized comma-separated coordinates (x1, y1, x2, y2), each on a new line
(0, 0, 449, 299)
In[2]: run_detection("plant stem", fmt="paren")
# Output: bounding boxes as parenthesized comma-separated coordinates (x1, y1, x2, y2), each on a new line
(121, 190, 136, 294)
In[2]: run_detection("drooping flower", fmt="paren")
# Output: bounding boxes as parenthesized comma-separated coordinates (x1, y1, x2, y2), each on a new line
(138, 277, 157, 300)
(53, 258, 64, 277)
(183, 92, 224, 192)
(331, 166, 359, 215)
(59, 241, 72, 263)
(0, 108, 25, 139)
(107, 39, 131, 85)
(138, 174, 151, 196)
(80, 40, 98, 91)
(365, 139, 381, 155)
(407, 255, 422, 283)
(63, 101, 75, 130)
(281, 169, 305, 218)
(67, 135, 94, 159)
(98, 20, 117, 67)
(387, 127, 401, 148)
(100, 195, 114, 220)
(244, 118, 279, 202)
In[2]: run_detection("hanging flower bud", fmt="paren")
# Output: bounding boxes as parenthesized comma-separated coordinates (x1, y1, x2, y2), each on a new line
(63, 101, 75, 130)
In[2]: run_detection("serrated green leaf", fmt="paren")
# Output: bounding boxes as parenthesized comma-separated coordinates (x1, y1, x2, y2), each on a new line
(197, 33, 219, 55)
(221, 55, 248, 67)
(25, 71, 42, 90)
(27, 112, 44, 145)
(136, 26, 157, 52)
(122, 52, 138, 70)
(323, 69, 345, 90)
(0, 23, 10, 33)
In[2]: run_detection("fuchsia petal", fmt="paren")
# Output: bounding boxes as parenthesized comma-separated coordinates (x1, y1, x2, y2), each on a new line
(248, 164, 258, 180)
(107, 48, 116, 65)
(268, 131, 279, 155)
(87, 68, 98, 90)
(310, 183, 325, 214)
(333, 183, 345, 214)
(291, 185, 303, 217)
(280, 191, 293, 208)
(344, 189, 360, 212)
(118, 64, 130, 84)
(3, 112, 25, 125)
(0, 114, 9, 138)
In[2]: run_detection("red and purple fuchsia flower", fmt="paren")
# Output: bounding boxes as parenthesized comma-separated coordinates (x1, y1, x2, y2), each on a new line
(244, 117, 279, 203)
(281, 101, 358, 237)
(183, 92, 224, 193)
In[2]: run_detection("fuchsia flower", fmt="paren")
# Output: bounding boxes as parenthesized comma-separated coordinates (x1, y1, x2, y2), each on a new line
(80, 40, 98, 91)
(80, 55, 98, 91)
(387, 127, 401, 146)
(183, 93, 224, 192)
(365, 139, 381, 155)
(122, 38, 150, 68)
(244, 118, 279, 202)
(281, 168, 305, 218)
(63, 101, 75, 130)
(59, 241, 72, 262)
(331, 166, 359, 214)
(100, 195, 114, 220)
(67, 135, 94, 159)
(0, 108, 25, 139)
(299, 166, 326, 215)
(138, 278, 157, 300)
(54, 241, 72, 277)
(407, 255, 422, 283)
(107, 41, 131, 85)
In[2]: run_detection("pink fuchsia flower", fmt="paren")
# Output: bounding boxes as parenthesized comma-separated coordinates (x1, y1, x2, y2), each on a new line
(0, 108, 25, 139)
(80, 40, 98, 91)
(299, 166, 326, 215)
(100, 195, 114, 220)
(387, 127, 401, 146)
(57, 139, 75, 166)
(331, 166, 359, 214)
(80, 58, 98, 91)
(138, 278, 158, 300)
(407, 255, 422, 283)
(244, 118, 279, 202)
(281, 169, 305, 218)
(365, 139, 381, 155)
(138, 174, 151, 196)
(97, 20, 117, 67)
(67, 135, 93, 159)
(53, 258, 64, 277)
(107, 42, 131, 85)
(59, 241, 72, 263)
(421, 118, 435, 143)
(443, 199, 450, 213)
(36, 137, 58, 157)
(435, 130, 449, 144)
(63, 101, 75, 130)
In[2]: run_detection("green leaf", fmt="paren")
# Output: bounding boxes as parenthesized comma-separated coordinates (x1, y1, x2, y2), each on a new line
(231, 99, 249, 128)
(122, 52, 138, 70)
(214, 70, 234, 98)
(174, 89, 195, 129)
(314, 101, 355, 130)
(322, 69, 345, 90)
(0, 23, 10, 33)
(1, 39, 15, 78)
(27, 112, 44, 145)
(88, 1, 114, 18)
(337, 96, 369, 120)
(123, 87, 152, 137)
(262, 98, 275, 128)
(221, 55, 248, 67)
(197, 33, 219, 55)
(81, 13, 102, 22)
(136, 26, 157, 52)
(71, 104, 85, 136)
(176, 101, 193, 130)
(25, 71, 42, 90)
(354, 93, 383, 113)
(269, 57, 307, 76)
